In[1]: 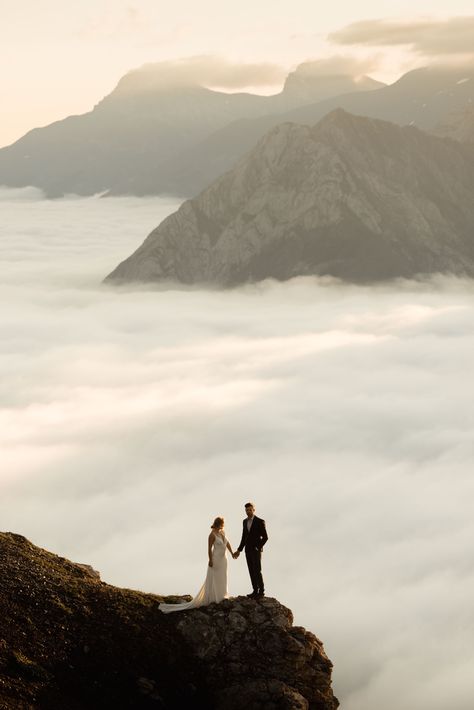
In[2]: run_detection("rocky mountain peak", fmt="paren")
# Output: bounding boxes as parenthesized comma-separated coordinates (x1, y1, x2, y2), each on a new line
(110, 63, 204, 97)
(310, 107, 364, 133)
(255, 109, 404, 163)
(236, 109, 366, 171)
(106, 109, 474, 286)
(388, 65, 474, 94)
(282, 61, 383, 101)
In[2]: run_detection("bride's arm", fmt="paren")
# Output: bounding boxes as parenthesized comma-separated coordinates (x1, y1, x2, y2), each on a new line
(226, 540, 234, 556)
(208, 532, 215, 567)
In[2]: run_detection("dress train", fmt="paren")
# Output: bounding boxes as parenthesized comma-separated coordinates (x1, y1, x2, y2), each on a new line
(159, 533, 229, 613)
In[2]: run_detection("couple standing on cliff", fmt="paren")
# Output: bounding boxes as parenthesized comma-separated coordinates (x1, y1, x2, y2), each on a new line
(160, 502, 268, 613)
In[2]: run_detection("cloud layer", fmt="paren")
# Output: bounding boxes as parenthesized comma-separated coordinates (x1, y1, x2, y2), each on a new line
(1, 188, 474, 708)
(117, 56, 287, 93)
(329, 16, 474, 57)
(290, 55, 381, 79)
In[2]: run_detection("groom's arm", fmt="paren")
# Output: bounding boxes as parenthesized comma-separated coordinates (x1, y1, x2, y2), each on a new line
(237, 521, 246, 552)
(259, 519, 268, 548)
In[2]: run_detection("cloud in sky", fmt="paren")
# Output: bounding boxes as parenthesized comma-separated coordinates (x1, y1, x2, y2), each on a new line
(329, 16, 474, 57)
(1, 188, 474, 708)
(116, 55, 287, 92)
(116, 53, 383, 96)
(290, 54, 382, 79)
(5, 2, 474, 149)
(76, 4, 192, 48)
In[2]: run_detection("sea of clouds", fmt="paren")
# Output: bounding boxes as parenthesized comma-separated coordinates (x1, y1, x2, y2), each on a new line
(1, 186, 474, 709)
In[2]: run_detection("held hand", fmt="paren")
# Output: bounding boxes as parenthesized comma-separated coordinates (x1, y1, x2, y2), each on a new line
(233, 551, 240, 559)
(208, 560, 213, 567)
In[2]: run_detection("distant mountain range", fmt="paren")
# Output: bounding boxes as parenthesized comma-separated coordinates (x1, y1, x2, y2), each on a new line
(105, 109, 474, 285)
(157, 67, 474, 197)
(0, 62, 381, 198)
(2, 63, 474, 199)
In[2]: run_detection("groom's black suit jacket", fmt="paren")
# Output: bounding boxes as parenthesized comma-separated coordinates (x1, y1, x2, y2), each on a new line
(237, 516, 268, 553)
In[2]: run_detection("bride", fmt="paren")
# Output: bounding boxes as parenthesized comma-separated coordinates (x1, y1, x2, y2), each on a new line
(159, 516, 235, 613)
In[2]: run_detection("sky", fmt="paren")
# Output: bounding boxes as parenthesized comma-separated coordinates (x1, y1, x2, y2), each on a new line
(1, 187, 474, 708)
(2, 1, 474, 147)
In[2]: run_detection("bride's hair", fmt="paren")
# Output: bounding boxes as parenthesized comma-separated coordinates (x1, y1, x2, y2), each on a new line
(211, 516, 224, 530)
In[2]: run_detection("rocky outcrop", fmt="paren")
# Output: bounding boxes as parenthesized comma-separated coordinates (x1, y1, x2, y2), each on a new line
(106, 109, 474, 286)
(0, 532, 338, 709)
(280, 63, 383, 105)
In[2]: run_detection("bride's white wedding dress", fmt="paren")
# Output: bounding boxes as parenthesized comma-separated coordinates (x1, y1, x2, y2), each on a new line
(159, 533, 229, 613)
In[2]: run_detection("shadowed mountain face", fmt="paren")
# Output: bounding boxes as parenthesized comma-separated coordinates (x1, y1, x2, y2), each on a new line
(0, 62, 380, 199)
(433, 104, 474, 143)
(0, 532, 338, 709)
(106, 109, 474, 286)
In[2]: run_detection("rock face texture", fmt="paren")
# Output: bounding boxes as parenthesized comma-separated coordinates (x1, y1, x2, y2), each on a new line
(106, 109, 474, 286)
(280, 64, 382, 105)
(0, 532, 338, 709)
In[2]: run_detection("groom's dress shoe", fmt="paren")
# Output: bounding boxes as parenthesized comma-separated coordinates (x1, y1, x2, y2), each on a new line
(256, 592, 265, 599)
(247, 592, 257, 599)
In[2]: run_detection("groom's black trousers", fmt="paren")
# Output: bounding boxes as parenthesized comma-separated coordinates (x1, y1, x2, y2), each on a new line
(245, 548, 264, 593)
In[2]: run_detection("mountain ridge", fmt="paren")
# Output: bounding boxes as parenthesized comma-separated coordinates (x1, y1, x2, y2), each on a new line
(106, 109, 474, 286)
(3, 64, 473, 199)
(0, 61, 382, 198)
(158, 65, 474, 197)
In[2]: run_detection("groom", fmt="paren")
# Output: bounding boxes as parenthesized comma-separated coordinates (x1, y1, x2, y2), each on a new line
(234, 502, 268, 599)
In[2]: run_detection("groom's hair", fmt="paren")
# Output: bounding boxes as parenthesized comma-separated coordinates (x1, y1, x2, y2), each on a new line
(245, 502, 255, 508)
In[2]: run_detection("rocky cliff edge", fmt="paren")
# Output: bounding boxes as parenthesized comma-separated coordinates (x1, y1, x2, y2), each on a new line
(0, 532, 338, 710)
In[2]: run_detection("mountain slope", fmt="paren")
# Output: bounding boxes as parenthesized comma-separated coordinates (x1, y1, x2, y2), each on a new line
(0, 532, 338, 709)
(0, 62, 380, 198)
(433, 104, 474, 143)
(106, 109, 474, 286)
(157, 66, 474, 196)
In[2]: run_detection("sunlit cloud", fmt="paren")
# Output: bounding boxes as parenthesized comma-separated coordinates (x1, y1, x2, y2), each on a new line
(289, 55, 383, 80)
(114, 55, 287, 93)
(329, 16, 474, 59)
